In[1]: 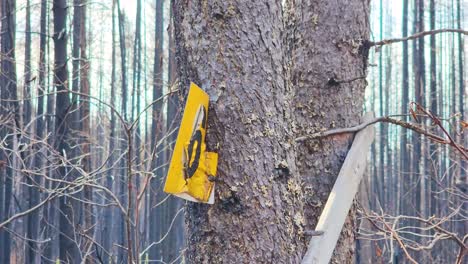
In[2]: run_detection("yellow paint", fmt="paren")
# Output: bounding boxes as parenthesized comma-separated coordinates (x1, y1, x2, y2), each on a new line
(164, 83, 218, 203)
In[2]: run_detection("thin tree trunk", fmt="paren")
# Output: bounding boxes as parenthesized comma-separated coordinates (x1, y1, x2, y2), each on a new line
(116, 0, 128, 261)
(429, 0, 437, 220)
(412, 0, 424, 217)
(53, 0, 81, 261)
(149, 0, 165, 261)
(378, 0, 385, 209)
(456, 0, 467, 250)
(131, 0, 143, 256)
(399, 2, 409, 244)
(0, 1, 17, 263)
(164, 4, 185, 260)
(23, 0, 32, 135)
(456, 0, 465, 185)
(44, 0, 59, 258)
(384, 46, 392, 215)
(30, 1, 47, 262)
(79, 1, 93, 260)
(23, 0, 36, 262)
(72, 0, 81, 109)
(103, 1, 117, 261)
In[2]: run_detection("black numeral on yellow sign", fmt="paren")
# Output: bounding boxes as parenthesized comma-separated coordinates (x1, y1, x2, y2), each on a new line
(185, 106, 207, 179)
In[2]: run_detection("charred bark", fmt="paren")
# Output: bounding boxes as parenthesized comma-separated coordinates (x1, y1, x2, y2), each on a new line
(53, 0, 81, 261)
(0, 0, 17, 263)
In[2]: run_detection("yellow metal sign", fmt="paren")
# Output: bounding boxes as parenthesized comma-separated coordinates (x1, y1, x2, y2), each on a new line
(164, 83, 218, 203)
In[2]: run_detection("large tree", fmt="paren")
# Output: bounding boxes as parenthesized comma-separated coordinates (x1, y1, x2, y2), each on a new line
(173, 1, 370, 262)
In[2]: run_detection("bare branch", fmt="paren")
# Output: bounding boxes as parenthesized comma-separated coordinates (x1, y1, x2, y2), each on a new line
(369, 28, 468, 47)
(296, 115, 468, 160)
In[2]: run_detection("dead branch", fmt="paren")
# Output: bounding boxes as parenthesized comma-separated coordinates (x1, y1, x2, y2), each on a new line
(370, 28, 468, 47)
(0, 193, 58, 229)
(296, 110, 468, 160)
(359, 204, 467, 263)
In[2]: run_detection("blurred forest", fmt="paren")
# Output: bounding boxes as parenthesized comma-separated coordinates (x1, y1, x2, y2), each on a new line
(360, 0, 466, 263)
(0, 0, 466, 263)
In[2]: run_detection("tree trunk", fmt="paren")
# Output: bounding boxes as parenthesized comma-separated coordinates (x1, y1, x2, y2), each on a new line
(30, 1, 47, 262)
(378, 0, 385, 208)
(115, 1, 128, 261)
(399, 0, 409, 227)
(79, 1, 93, 260)
(0, 0, 17, 263)
(23, 0, 32, 134)
(429, 0, 437, 221)
(131, 0, 143, 256)
(72, 0, 81, 107)
(412, 0, 425, 253)
(173, 0, 370, 262)
(103, 1, 117, 262)
(288, 1, 370, 261)
(149, 0, 165, 261)
(53, 0, 81, 262)
(164, 4, 185, 261)
(456, 0, 466, 247)
(44, 0, 60, 258)
(456, 0, 465, 187)
(23, 0, 38, 262)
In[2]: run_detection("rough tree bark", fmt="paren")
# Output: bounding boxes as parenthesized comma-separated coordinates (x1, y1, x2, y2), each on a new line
(173, 0, 370, 262)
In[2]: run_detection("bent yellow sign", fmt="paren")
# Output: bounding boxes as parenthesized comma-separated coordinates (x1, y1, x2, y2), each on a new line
(164, 83, 218, 203)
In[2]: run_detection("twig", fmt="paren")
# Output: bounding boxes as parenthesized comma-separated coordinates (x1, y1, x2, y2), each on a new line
(369, 29, 468, 47)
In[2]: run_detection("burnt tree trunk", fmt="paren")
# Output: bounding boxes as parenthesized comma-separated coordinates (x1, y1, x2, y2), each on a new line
(103, 1, 117, 261)
(23, 0, 38, 262)
(149, 0, 165, 261)
(456, 0, 466, 187)
(173, 0, 370, 262)
(429, 0, 437, 220)
(115, 0, 128, 261)
(79, 1, 93, 260)
(29, 1, 47, 262)
(399, 2, 409, 250)
(456, 0, 466, 244)
(163, 4, 185, 261)
(53, 0, 81, 262)
(0, 0, 17, 263)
